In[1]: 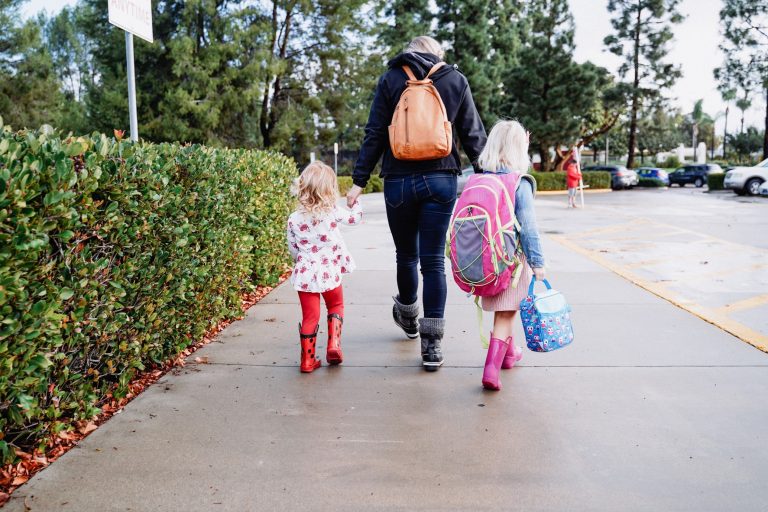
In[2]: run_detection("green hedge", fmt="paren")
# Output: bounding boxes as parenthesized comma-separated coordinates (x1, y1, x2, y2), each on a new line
(0, 122, 295, 461)
(637, 178, 666, 188)
(337, 174, 383, 195)
(707, 173, 725, 191)
(530, 171, 611, 191)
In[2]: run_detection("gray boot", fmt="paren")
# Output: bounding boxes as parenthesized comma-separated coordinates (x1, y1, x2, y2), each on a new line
(419, 318, 445, 372)
(392, 296, 419, 339)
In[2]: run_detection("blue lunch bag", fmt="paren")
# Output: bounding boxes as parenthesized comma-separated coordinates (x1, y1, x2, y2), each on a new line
(520, 277, 573, 352)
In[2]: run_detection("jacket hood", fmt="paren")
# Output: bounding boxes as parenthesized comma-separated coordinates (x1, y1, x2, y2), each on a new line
(387, 52, 453, 80)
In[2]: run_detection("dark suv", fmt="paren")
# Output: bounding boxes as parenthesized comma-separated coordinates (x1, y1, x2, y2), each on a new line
(668, 164, 723, 188)
(582, 165, 638, 190)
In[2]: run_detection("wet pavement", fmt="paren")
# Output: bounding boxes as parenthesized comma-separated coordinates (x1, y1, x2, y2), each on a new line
(539, 186, 768, 352)
(8, 188, 768, 512)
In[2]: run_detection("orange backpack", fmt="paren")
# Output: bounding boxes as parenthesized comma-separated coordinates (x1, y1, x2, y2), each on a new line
(388, 63, 453, 161)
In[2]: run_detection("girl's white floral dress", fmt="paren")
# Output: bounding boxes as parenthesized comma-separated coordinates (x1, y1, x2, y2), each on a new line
(286, 201, 363, 293)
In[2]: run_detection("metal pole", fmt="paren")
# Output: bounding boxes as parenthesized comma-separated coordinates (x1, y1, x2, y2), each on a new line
(605, 137, 609, 165)
(126, 32, 139, 142)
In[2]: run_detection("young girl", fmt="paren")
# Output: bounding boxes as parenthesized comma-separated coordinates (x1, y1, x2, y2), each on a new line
(565, 146, 582, 208)
(286, 162, 362, 373)
(477, 121, 546, 391)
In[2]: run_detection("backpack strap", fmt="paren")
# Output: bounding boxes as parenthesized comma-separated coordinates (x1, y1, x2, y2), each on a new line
(402, 62, 446, 82)
(425, 62, 445, 79)
(402, 65, 418, 81)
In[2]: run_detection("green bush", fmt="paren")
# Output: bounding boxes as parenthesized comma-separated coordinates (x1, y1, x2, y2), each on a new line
(637, 178, 666, 188)
(529, 171, 611, 191)
(0, 124, 295, 461)
(707, 173, 725, 191)
(658, 155, 681, 168)
(337, 174, 382, 195)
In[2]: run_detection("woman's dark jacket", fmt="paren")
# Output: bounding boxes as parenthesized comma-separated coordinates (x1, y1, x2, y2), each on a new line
(352, 52, 487, 188)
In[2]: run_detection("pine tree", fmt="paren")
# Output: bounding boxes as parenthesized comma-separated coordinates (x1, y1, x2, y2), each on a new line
(437, 0, 494, 125)
(379, 0, 433, 55)
(716, 0, 768, 158)
(502, 0, 611, 171)
(0, 3, 62, 130)
(603, 0, 683, 169)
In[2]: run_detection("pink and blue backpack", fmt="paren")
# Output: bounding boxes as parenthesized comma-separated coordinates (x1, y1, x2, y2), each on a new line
(447, 172, 534, 296)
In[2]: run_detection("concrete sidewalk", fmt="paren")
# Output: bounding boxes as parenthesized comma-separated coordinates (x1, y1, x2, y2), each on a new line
(9, 193, 768, 511)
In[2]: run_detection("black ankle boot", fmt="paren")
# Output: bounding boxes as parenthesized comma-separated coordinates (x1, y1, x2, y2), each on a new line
(418, 318, 445, 371)
(392, 296, 419, 339)
(420, 335, 444, 371)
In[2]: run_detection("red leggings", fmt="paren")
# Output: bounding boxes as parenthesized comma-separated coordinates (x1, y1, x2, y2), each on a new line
(298, 285, 344, 335)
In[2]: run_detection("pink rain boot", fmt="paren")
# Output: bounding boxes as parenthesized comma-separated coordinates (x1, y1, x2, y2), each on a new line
(502, 335, 523, 369)
(482, 335, 509, 391)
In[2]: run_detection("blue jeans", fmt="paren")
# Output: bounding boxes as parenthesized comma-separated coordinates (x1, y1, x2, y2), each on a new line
(384, 172, 457, 319)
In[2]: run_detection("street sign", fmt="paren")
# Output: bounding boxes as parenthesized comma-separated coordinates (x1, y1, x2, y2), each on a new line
(108, 0, 153, 43)
(107, 0, 153, 142)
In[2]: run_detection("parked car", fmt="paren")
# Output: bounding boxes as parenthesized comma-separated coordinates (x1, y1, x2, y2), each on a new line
(759, 181, 768, 197)
(668, 164, 723, 188)
(723, 158, 768, 196)
(582, 165, 638, 190)
(457, 167, 475, 195)
(636, 167, 670, 186)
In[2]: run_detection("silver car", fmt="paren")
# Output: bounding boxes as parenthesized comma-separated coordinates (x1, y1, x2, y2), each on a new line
(724, 158, 768, 196)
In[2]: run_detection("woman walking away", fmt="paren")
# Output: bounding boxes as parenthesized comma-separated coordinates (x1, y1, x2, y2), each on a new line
(287, 162, 362, 373)
(476, 121, 546, 390)
(347, 35, 487, 372)
(565, 146, 582, 208)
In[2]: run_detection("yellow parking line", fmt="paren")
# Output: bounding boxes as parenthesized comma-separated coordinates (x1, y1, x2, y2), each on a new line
(550, 235, 768, 353)
(717, 294, 768, 314)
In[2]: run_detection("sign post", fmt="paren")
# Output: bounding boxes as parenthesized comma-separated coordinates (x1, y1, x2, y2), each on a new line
(108, 0, 153, 142)
(334, 143, 339, 174)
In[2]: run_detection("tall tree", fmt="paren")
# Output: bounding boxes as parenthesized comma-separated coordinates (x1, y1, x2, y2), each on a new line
(378, 0, 433, 55)
(717, 0, 768, 159)
(604, 0, 683, 168)
(437, 0, 494, 125)
(0, 2, 62, 129)
(503, 0, 614, 171)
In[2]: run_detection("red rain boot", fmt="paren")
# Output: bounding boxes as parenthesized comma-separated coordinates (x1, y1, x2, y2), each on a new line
(502, 335, 523, 369)
(299, 324, 322, 373)
(482, 335, 509, 391)
(326, 313, 344, 365)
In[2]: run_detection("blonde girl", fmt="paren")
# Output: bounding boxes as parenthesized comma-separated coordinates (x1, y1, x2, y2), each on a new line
(286, 162, 362, 373)
(477, 121, 546, 390)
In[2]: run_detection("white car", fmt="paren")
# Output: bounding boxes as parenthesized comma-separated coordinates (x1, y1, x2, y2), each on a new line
(724, 158, 768, 196)
(759, 181, 768, 197)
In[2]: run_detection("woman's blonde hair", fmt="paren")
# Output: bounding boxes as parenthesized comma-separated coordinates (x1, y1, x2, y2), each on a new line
(405, 36, 445, 59)
(477, 120, 531, 173)
(296, 161, 338, 215)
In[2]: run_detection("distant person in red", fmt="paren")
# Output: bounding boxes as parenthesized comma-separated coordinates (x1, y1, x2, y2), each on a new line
(565, 146, 582, 208)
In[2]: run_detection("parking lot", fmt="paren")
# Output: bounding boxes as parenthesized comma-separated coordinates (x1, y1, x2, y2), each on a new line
(539, 186, 768, 350)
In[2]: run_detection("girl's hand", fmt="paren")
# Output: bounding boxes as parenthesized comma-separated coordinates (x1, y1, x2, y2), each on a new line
(346, 185, 363, 208)
(533, 267, 547, 281)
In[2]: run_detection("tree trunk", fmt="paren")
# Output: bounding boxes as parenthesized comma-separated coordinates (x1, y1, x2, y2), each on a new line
(539, 144, 551, 172)
(764, 87, 768, 160)
(626, 6, 642, 169)
(723, 105, 728, 159)
(259, 1, 280, 147)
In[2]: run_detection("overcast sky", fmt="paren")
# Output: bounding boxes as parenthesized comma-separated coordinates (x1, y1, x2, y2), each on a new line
(23, 0, 764, 133)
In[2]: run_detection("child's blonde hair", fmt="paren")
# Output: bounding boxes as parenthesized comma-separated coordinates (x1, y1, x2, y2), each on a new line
(477, 120, 531, 173)
(296, 161, 338, 215)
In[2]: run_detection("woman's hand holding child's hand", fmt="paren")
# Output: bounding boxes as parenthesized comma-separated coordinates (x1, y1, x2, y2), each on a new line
(533, 267, 547, 281)
(346, 185, 363, 208)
